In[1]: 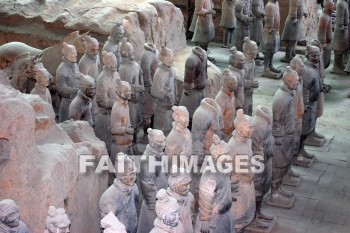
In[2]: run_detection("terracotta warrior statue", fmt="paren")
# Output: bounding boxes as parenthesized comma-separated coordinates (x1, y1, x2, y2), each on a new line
(232, 0, 254, 52)
(69, 74, 96, 126)
(0, 199, 31, 233)
(228, 109, 260, 232)
(242, 37, 260, 116)
(119, 37, 144, 153)
(56, 42, 80, 122)
(99, 153, 138, 233)
(251, 0, 265, 59)
(95, 51, 121, 154)
(228, 47, 245, 110)
(220, 0, 236, 48)
(215, 69, 238, 141)
(261, 0, 281, 79)
(191, 98, 223, 207)
(110, 81, 134, 158)
(151, 45, 177, 136)
(191, 0, 216, 62)
(103, 22, 124, 70)
(267, 66, 299, 207)
(281, 0, 308, 62)
(30, 63, 52, 104)
(101, 212, 127, 233)
(167, 165, 194, 233)
(138, 129, 168, 233)
(179, 46, 207, 128)
(294, 46, 321, 165)
(251, 106, 275, 227)
(166, 106, 192, 168)
(318, 0, 336, 69)
(78, 36, 100, 81)
(149, 189, 183, 233)
(45, 206, 70, 233)
(140, 43, 159, 142)
(331, 0, 349, 74)
(194, 135, 235, 233)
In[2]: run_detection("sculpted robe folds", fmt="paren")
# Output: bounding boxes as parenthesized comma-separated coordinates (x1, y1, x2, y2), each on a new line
(332, 0, 349, 52)
(103, 37, 122, 69)
(318, 9, 333, 67)
(192, 0, 215, 44)
(272, 84, 295, 168)
(56, 58, 80, 123)
(251, 0, 264, 43)
(243, 57, 256, 116)
(99, 179, 139, 233)
(281, 0, 305, 41)
(69, 90, 94, 126)
(228, 65, 245, 110)
(31, 83, 52, 104)
(78, 53, 100, 81)
(262, 1, 280, 54)
(232, 1, 252, 51)
(220, 0, 236, 29)
(215, 89, 236, 141)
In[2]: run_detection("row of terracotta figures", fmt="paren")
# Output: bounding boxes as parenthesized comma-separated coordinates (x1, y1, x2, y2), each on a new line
(188, 0, 350, 78)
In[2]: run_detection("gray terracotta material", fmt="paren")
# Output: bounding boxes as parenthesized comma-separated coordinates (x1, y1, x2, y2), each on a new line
(102, 22, 124, 71)
(191, 0, 216, 46)
(149, 189, 184, 233)
(140, 43, 158, 139)
(318, 0, 335, 68)
(194, 135, 235, 233)
(0, 199, 31, 233)
(78, 36, 100, 81)
(215, 69, 238, 141)
(220, 0, 236, 47)
(191, 98, 223, 209)
(281, 0, 307, 62)
(56, 42, 80, 123)
(228, 47, 245, 110)
(95, 51, 121, 154)
(331, 0, 349, 74)
(167, 166, 194, 233)
(110, 81, 134, 158)
(166, 106, 192, 168)
(101, 212, 127, 233)
(68, 74, 95, 126)
(261, 0, 281, 78)
(99, 153, 138, 233)
(119, 37, 144, 132)
(270, 67, 299, 202)
(138, 129, 168, 233)
(179, 46, 207, 120)
(251, 0, 265, 45)
(30, 61, 53, 105)
(44, 206, 70, 233)
(228, 109, 255, 231)
(232, 0, 253, 51)
(243, 38, 260, 116)
(151, 45, 177, 136)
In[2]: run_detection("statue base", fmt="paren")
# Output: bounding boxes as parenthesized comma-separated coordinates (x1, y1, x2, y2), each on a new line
(293, 156, 315, 168)
(245, 218, 277, 233)
(282, 175, 301, 187)
(266, 195, 295, 209)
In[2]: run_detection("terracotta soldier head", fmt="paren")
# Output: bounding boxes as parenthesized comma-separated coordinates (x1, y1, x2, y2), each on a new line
(222, 69, 238, 92)
(147, 128, 166, 153)
(323, 0, 335, 13)
(83, 36, 99, 57)
(229, 47, 245, 69)
(282, 66, 299, 91)
(78, 74, 96, 99)
(234, 109, 254, 138)
(34, 64, 51, 88)
(110, 22, 125, 43)
(168, 165, 191, 197)
(0, 199, 20, 229)
(45, 206, 70, 233)
(305, 45, 321, 65)
(102, 51, 118, 71)
(120, 38, 135, 60)
(159, 45, 174, 67)
(101, 212, 127, 233)
(210, 134, 231, 161)
(243, 37, 259, 60)
(62, 42, 77, 63)
(155, 189, 180, 227)
(290, 55, 305, 77)
(172, 106, 190, 129)
(115, 152, 137, 187)
(117, 81, 132, 102)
